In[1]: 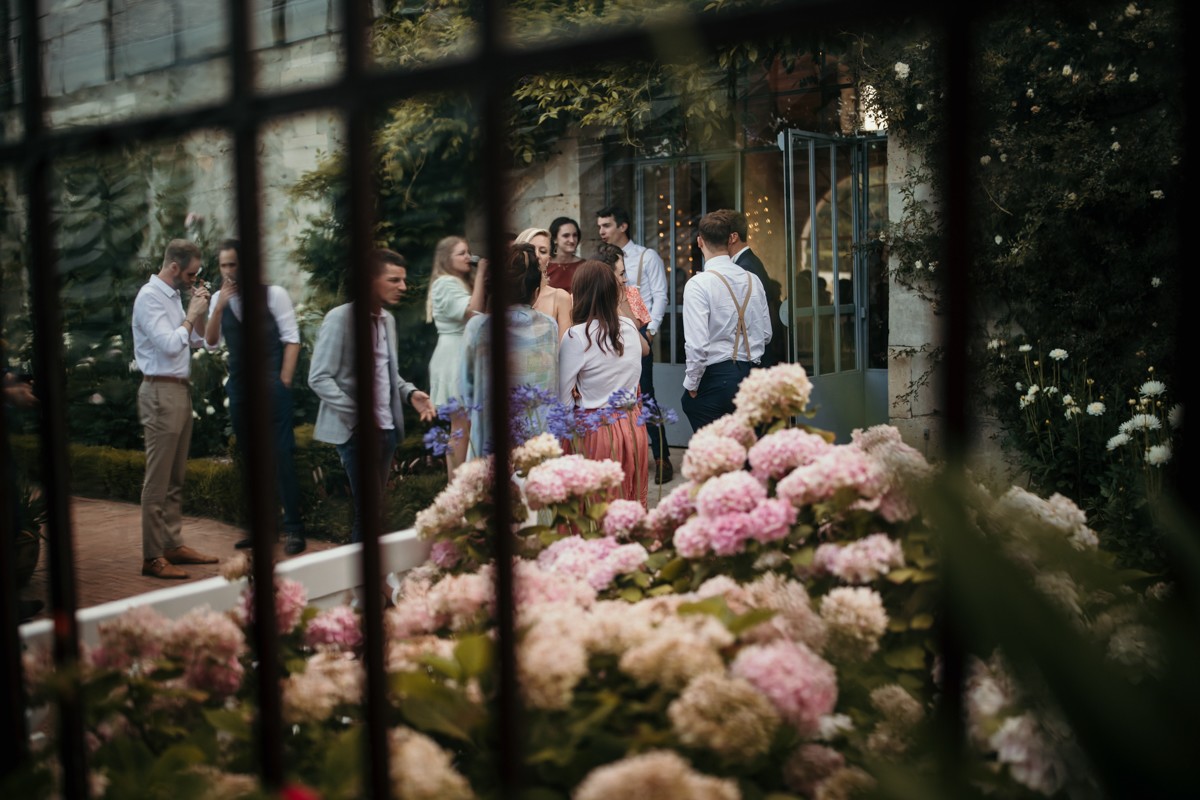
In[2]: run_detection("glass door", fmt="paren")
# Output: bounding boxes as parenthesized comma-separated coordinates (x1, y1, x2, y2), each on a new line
(783, 130, 887, 440)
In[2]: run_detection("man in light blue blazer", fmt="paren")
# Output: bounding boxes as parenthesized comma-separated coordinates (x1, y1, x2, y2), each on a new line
(309, 249, 435, 542)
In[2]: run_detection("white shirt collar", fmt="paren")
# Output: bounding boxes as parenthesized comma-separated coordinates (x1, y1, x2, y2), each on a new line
(731, 245, 750, 262)
(149, 274, 179, 298)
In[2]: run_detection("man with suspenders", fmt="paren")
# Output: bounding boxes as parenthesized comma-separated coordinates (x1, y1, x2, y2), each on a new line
(680, 209, 772, 433)
(596, 204, 673, 482)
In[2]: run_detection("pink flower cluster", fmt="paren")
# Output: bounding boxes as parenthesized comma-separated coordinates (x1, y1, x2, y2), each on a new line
(166, 606, 247, 697)
(513, 560, 599, 608)
(733, 363, 814, 426)
(523, 455, 625, 509)
(537, 535, 649, 590)
(775, 445, 886, 509)
(748, 428, 833, 481)
(91, 605, 168, 671)
(813, 533, 905, 583)
(429, 539, 461, 569)
(694, 413, 758, 448)
(681, 430, 747, 482)
(643, 481, 698, 541)
(415, 457, 495, 539)
(694, 471, 766, 518)
(673, 498, 797, 558)
(236, 577, 309, 634)
(602, 499, 647, 539)
(305, 605, 363, 651)
(730, 639, 838, 736)
(850, 426, 933, 522)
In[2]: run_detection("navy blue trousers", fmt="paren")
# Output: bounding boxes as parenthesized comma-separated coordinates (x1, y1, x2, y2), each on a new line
(680, 360, 754, 434)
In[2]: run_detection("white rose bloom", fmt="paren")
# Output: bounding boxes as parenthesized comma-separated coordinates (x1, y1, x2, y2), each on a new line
(1086, 402, 1105, 416)
(205, 405, 216, 415)
(894, 62, 911, 79)
(1111, 141, 1121, 152)
(1048, 348, 1068, 361)
(980, 155, 992, 166)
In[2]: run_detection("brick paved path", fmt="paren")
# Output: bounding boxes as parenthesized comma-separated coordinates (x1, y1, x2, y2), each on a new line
(19, 449, 685, 622)
(21, 497, 337, 620)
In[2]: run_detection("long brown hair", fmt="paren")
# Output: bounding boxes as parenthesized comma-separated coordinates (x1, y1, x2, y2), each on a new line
(570, 260, 623, 356)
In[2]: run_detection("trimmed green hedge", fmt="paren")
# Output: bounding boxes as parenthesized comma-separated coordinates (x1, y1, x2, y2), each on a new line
(10, 425, 447, 542)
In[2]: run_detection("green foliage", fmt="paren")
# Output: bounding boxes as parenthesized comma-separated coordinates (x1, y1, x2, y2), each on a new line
(854, 0, 1182, 567)
(8, 428, 447, 542)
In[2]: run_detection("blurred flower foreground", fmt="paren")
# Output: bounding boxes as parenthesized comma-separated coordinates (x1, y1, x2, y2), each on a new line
(19, 363, 1171, 799)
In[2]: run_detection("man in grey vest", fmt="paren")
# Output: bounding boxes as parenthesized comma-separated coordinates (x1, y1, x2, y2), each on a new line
(204, 239, 306, 555)
(308, 249, 435, 543)
(681, 210, 772, 432)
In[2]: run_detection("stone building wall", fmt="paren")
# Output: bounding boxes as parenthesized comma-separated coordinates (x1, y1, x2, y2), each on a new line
(11, 0, 345, 294)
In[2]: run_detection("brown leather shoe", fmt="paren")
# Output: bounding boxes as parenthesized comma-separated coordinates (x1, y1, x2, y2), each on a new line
(163, 545, 218, 565)
(143, 557, 189, 579)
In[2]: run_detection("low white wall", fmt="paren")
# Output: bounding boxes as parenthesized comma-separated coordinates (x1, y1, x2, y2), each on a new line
(19, 528, 432, 650)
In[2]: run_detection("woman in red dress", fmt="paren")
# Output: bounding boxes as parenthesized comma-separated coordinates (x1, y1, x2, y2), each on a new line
(546, 216, 586, 293)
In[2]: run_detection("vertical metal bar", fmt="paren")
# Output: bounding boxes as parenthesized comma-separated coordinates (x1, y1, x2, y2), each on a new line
(934, 7, 972, 791)
(18, 0, 89, 795)
(0, 323, 28, 775)
(229, 0, 285, 790)
(341, 1, 391, 797)
(479, 0, 521, 793)
(828, 143, 840, 372)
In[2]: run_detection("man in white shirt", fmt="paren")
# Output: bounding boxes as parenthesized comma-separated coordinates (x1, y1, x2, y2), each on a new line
(681, 209, 772, 433)
(729, 211, 785, 368)
(131, 239, 218, 579)
(308, 249, 435, 543)
(597, 204, 673, 481)
(204, 239, 307, 555)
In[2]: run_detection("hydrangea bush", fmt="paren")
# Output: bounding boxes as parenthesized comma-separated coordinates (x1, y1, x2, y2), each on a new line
(17, 363, 1171, 798)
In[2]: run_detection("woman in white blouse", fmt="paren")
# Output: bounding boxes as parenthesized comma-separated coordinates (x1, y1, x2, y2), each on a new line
(558, 260, 650, 506)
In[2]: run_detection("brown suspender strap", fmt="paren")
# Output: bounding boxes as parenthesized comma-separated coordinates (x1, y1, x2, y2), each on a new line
(711, 271, 753, 362)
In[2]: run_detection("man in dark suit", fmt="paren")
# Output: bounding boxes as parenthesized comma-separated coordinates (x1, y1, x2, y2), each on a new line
(729, 212, 786, 368)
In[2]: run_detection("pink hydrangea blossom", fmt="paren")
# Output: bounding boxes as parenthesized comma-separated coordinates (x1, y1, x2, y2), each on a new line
(681, 431, 747, 482)
(166, 607, 247, 697)
(644, 481, 698, 540)
(537, 535, 649, 590)
(429, 540, 461, 569)
(747, 498, 798, 544)
(776, 446, 886, 508)
(731, 639, 838, 736)
(524, 455, 625, 508)
(602, 499, 647, 539)
(305, 605, 363, 651)
(813, 533, 905, 583)
(92, 605, 169, 671)
(748, 428, 833, 481)
(695, 471, 767, 518)
(673, 516, 711, 558)
(235, 578, 308, 634)
(707, 512, 755, 556)
(512, 560, 599, 608)
(694, 414, 758, 448)
(733, 363, 814, 426)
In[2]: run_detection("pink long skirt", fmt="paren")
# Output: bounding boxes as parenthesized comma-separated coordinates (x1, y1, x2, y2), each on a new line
(568, 409, 649, 508)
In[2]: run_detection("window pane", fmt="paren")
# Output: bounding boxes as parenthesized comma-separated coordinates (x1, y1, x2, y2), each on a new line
(42, 1, 231, 129)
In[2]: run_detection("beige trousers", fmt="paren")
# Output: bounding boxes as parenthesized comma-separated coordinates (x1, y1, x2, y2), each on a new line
(138, 380, 192, 558)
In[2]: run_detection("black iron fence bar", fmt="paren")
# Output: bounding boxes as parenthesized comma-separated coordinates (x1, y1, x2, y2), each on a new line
(339, 1, 394, 796)
(228, 1, 287, 792)
(933, 8, 973, 791)
(18, 0, 89, 795)
(0, 329, 28, 773)
(479, 0, 521, 790)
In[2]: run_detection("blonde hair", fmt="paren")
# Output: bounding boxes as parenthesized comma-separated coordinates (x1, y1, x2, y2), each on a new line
(514, 227, 551, 246)
(425, 235, 470, 322)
